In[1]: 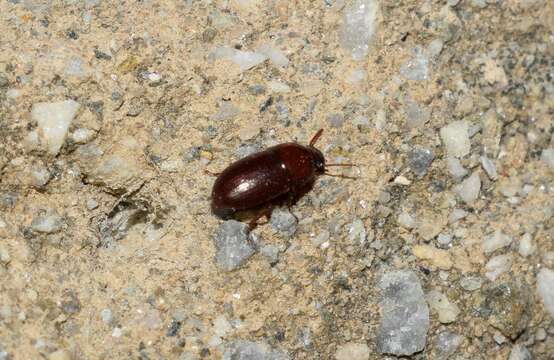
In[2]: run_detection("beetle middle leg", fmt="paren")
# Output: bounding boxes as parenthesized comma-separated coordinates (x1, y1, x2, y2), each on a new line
(247, 203, 276, 230)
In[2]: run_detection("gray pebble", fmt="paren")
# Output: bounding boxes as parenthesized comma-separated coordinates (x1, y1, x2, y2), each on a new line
(377, 270, 429, 356)
(86, 199, 99, 210)
(248, 84, 266, 95)
(213, 220, 255, 272)
(31, 212, 63, 233)
(100, 308, 113, 324)
(460, 275, 482, 291)
(260, 245, 280, 265)
(435, 331, 462, 358)
(270, 207, 297, 238)
(408, 148, 434, 176)
(223, 340, 289, 360)
(326, 113, 344, 128)
(235, 144, 260, 160)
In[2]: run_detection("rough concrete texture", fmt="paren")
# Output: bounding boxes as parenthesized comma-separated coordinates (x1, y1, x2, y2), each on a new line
(0, 0, 553, 359)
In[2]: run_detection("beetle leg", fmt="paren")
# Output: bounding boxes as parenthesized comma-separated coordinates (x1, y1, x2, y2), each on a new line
(248, 204, 276, 230)
(204, 169, 221, 176)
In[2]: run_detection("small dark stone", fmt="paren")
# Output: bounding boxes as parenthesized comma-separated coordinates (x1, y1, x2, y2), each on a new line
(166, 320, 182, 337)
(0, 192, 17, 208)
(202, 28, 218, 43)
(94, 49, 112, 60)
(407, 148, 434, 176)
(60, 290, 81, 315)
(259, 96, 273, 112)
(66, 30, 79, 39)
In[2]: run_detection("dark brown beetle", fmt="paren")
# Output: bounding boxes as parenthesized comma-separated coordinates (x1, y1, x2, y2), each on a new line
(210, 129, 353, 228)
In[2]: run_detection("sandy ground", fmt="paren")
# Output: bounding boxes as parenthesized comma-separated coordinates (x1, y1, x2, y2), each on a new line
(0, 0, 553, 359)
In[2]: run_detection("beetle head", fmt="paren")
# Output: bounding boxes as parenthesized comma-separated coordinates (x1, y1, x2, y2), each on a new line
(311, 147, 325, 174)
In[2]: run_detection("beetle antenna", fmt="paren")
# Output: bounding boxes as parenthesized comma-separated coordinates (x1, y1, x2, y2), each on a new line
(324, 172, 357, 179)
(309, 129, 324, 147)
(325, 163, 357, 167)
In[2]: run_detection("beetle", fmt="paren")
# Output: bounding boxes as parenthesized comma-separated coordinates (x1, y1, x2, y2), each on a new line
(210, 129, 354, 228)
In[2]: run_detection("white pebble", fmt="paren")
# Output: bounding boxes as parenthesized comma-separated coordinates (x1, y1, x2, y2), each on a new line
(256, 43, 289, 67)
(100, 308, 113, 324)
(71, 128, 96, 144)
(482, 229, 512, 254)
(446, 157, 468, 179)
(518, 233, 536, 257)
(448, 208, 468, 223)
(31, 213, 63, 233)
(335, 342, 370, 360)
(267, 80, 291, 93)
(485, 254, 512, 281)
(508, 345, 533, 360)
(440, 121, 470, 158)
(541, 148, 554, 169)
(536, 268, 554, 318)
(398, 211, 416, 229)
(453, 172, 481, 204)
(426, 290, 460, 323)
(31, 100, 81, 155)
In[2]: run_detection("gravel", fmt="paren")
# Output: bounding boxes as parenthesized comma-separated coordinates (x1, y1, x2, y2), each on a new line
(454, 171, 481, 204)
(440, 121, 471, 158)
(408, 148, 434, 177)
(31, 212, 63, 234)
(270, 207, 297, 238)
(536, 268, 554, 318)
(339, 0, 378, 60)
(376, 270, 429, 356)
(213, 220, 255, 272)
(30, 100, 80, 155)
(223, 340, 289, 360)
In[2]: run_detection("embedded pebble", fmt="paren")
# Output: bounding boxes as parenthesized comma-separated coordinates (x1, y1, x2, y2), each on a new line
(223, 340, 289, 360)
(412, 245, 453, 270)
(426, 290, 460, 323)
(482, 281, 531, 339)
(29, 164, 51, 187)
(518, 233, 536, 257)
(440, 121, 470, 158)
(376, 270, 429, 356)
(270, 207, 297, 238)
(213, 221, 255, 272)
(100, 308, 113, 324)
(435, 331, 462, 359)
(437, 233, 453, 246)
(540, 148, 554, 169)
(347, 218, 366, 243)
(453, 172, 481, 204)
(408, 148, 434, 176)
(446, 157, 468, 179)
(482, 229, 513, 254)
(339, 0, 378, 60)
(211, 102, 239, 121)
(485, 254, 512, 281)
(31, 212, 63, 233)
(460, 276, 482, 291)
(448, 208, 468, 223)
(256, 43, 289, 67)
(31, 100, 81, 155)
(480, 155, 497, 180)
(209, 47, 267, 72)
(508, 345, 533, 360)
(71, 128, 96, 144)
(397, 211, 415, 229)
(536, 268, 554, 318)
(335, 342, 369, 360)
(399, 47, 429, 81)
